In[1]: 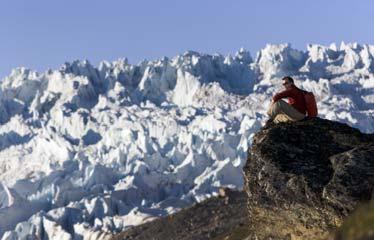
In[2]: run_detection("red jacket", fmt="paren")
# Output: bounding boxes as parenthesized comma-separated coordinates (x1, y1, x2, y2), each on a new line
(273, 85, 307, 114)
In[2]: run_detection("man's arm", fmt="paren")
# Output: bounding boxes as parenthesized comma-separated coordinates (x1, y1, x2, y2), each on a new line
(272, 89, 293, 102)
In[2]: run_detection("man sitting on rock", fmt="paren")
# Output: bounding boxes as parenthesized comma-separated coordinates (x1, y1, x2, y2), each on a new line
(267, 76, 306, 123)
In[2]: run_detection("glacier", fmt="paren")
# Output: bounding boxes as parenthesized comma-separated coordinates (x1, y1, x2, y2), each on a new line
(0, 43, 373, 239)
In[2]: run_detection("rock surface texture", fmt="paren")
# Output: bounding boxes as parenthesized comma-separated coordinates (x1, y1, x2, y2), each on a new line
(244, 118, 374, 239)
(113, 189, 248, 240)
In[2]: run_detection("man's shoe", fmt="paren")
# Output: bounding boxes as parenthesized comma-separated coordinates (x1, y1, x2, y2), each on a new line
(264, 119, 274, 128)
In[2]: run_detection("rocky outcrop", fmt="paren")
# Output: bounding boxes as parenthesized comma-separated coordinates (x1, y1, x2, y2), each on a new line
(113, 189, 248, 240)
(113, 118, 374, 240)
(244, 118, 374, 239)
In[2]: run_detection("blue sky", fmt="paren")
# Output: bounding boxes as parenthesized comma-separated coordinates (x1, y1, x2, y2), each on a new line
(0, 0, 373, 79)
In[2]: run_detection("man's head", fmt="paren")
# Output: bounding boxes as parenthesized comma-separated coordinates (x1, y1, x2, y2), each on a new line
(282, 76, 294, 90)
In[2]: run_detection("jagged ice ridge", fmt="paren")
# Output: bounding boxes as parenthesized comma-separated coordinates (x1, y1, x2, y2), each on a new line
(0, 42, 374, 239)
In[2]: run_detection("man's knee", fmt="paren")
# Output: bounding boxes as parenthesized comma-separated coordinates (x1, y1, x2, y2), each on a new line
(268, 100, 284, 118)
(272, 100, 285, 112)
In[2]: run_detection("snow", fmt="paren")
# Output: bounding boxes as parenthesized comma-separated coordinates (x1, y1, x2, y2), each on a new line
(0, 43, 373, 239)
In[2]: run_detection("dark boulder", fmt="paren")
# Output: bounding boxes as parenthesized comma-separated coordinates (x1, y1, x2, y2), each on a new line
(244, 118, 374, 239)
